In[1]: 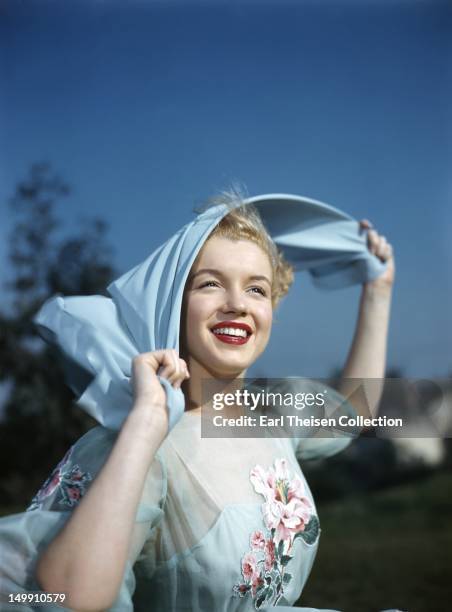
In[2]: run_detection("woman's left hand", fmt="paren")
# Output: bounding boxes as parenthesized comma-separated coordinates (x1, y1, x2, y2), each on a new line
(360, 219, 395, 292)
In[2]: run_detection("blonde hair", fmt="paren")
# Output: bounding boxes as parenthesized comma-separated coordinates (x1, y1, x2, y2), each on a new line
(197, 187, 294, 308)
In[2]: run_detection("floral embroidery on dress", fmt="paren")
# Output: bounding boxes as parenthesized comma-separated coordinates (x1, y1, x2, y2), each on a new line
(27, 447, 92, 511)
(233, 458, 319, 609)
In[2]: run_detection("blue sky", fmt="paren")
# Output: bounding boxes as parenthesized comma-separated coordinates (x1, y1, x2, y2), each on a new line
(1, 0, 451, 378)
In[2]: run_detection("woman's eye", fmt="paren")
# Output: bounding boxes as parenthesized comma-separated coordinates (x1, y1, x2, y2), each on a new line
(198, 281, 266, 296)
(249, 286, 267, 296)
(199, 280, 219, 288)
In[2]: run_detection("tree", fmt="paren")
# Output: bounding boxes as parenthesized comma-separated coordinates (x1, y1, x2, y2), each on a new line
(0, 163, 116, 508)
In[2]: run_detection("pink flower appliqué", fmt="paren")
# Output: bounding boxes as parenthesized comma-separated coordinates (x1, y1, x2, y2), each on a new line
(250, 530, 266, 551)
(242, 552, 258, 581)
(251, 457, 313, 544)
(233, 458, 320, 609)
(27, 447, 92, 511)
(264, 539, 275, 572)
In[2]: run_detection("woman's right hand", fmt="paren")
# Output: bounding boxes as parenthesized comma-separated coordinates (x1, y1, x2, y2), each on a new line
(131, 349, 190, 424)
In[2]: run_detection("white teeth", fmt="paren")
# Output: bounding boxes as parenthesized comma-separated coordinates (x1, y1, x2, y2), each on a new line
(212, 327, 248, 338)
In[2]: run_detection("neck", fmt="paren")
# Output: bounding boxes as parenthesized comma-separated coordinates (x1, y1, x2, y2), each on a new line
(181, 357, 247, 411)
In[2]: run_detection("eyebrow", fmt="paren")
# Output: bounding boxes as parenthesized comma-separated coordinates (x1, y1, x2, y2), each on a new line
(190, 268, 272, 286)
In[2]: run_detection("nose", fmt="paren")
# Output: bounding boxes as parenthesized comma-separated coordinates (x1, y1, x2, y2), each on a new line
(221, 288, 249, 315)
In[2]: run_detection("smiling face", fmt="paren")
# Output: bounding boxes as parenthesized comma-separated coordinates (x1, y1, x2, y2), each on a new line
(181, 236, 274, 381)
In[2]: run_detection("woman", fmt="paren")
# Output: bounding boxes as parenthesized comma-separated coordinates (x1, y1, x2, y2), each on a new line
(0, 190, 394, 611)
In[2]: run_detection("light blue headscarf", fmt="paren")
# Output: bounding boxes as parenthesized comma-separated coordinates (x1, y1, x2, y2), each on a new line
(34, 194, 385, 431)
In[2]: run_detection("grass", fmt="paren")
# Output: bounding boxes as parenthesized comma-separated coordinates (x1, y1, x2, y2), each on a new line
(297, 471, 452, 612)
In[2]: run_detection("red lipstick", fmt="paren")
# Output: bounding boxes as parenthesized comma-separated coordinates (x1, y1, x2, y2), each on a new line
(210, 322, 252, 345)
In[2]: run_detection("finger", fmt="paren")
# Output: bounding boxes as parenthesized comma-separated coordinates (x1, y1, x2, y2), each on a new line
(367, 229, 379, 254)
(359, 219, 373, 235)
(376, 236, 388, 259)
(376, 236, 394, 260)
(145, 349, 176, 373)
(158, 365, 175, 380)
(162, 367, 181, 385)
(173, 371, 188, 389)
(179, 358, 190, 378)
(376, 245, 386, 260)
(171, 360, 190, 389)
(170, 349, 181, 377)
(359, 219, 373, 228)
(168, 350, 186, 384)
(381, 242, 393, 261)
(157, 350, 180, 383)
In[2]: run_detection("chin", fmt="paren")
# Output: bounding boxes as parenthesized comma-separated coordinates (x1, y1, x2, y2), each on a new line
(206, 357, 250, 379)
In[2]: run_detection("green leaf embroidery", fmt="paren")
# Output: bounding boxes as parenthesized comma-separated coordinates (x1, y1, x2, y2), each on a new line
(283, 572, 292, 584)
(280, 554, 292, 566)
(265, 586, 274, 602)
(255, 591, 267, 608)
(298, 515, 320, 545)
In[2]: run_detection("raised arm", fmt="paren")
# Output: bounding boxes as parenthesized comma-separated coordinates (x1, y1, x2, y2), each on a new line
(338, 221, 395, 418)
(36, 349, 189, 612)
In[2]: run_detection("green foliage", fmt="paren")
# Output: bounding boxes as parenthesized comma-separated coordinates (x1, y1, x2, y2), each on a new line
(297, 470, 452, 611)
(0, 163, 116, 505)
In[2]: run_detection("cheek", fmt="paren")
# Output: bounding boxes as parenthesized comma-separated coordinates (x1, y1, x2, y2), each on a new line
(256, 304, 273, 332)
(185, 309, 201, 338)
(185, 297, 211, 334)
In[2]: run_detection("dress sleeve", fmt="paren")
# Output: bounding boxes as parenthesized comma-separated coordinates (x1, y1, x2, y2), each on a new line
(271, 378, 358, 462)
(0, 426, 166, 612)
